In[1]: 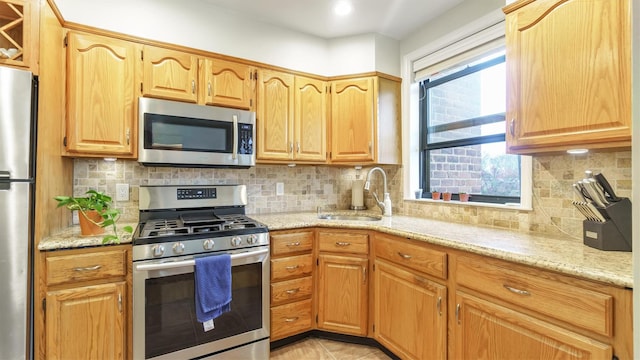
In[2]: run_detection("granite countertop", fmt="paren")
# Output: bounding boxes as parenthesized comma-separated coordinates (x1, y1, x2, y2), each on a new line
(38, 222, 137, 251)
(38, 212, 632, 289)
(251, 211, 633, 289)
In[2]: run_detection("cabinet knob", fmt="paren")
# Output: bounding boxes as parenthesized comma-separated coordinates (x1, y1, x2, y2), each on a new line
(192, 80, 196, 94)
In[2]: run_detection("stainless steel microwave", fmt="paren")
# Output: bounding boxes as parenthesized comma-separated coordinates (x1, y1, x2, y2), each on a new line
(138, 97, 256, 168)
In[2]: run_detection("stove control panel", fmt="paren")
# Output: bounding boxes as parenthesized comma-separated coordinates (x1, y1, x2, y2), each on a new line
(177, 188, 217, 200)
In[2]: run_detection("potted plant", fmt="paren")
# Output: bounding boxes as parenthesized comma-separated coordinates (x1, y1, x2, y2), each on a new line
(459, 192, 470, 202)
(431, 191, 441, 200)
(442, 192, 452, 201)
(54, 190, 133, 243)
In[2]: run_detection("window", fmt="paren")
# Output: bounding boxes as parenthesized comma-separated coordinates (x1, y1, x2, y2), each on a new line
(418, 49, 522, 204)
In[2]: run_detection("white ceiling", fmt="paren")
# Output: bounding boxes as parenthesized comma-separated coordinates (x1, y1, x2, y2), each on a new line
(200, 0, 466, 40)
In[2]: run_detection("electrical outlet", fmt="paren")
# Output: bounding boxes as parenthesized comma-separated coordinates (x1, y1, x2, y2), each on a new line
(72, 211, 79, 225)
(276, 182, 284, 196)
(116, 183, 130, 201)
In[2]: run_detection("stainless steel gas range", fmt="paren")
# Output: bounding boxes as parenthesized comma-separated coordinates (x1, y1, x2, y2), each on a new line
(132, 185, 270, 360)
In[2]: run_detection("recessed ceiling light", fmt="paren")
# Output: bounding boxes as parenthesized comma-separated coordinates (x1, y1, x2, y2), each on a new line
(334, 1, 352, 16)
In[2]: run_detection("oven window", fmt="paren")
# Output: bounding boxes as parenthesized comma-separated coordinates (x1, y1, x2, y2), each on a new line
(145, 263, 263, 358)
(144, 113, 233, 153)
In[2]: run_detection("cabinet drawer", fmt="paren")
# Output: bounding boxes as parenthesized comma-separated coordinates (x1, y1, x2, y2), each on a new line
(318, 231, 368, 254)
(271, 231, 313, 256)
(271, 254, 313, 282)
(455, 255, 613, 336)
(271, 299, 312, 341)
(46, 249, 127, 286)
(271, 276, 312, 306)
(375, 235, 447, 280)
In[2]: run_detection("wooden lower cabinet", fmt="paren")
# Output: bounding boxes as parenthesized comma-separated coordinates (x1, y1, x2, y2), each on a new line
(317, 253, 368, 336)
(46, 282, 126, 360)
(41, 245, 130, 360)
(453, 291, 612, 359)
(374, 259, 446, 360)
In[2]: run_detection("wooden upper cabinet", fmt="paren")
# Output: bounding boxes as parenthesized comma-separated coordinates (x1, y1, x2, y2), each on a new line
(330, 75, 401, 165)
(256, 69, 295, 161)
(0, 0, 39, 71)
(294, 76, 327, 162)
(65, 32, 139, 157)
(330, 77, 374, 162)
(504, 0, 631, 154)
(142, 46, 256, 108)
(142, 45, 198, 103)
(202, 58, 255, 110)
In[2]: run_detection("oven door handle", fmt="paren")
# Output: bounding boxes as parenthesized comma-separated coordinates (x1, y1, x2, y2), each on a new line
(135, 248, 269, 272)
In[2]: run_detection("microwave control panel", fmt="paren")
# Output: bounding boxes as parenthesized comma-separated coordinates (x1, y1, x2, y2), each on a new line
(238, 123, 253, 155)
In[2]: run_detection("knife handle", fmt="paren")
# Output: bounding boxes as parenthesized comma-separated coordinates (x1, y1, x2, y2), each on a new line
(594, 173, 621, 202)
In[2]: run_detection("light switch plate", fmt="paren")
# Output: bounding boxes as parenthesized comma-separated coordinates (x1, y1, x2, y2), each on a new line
(276, 182, 284, 196)
(116, 183, 130, 201)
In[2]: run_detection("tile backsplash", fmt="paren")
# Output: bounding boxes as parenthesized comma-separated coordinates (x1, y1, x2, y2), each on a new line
(74, 150, 631, 239)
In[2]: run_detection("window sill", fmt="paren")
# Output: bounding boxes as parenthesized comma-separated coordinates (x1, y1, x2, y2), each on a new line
(404, 198, 533, 211)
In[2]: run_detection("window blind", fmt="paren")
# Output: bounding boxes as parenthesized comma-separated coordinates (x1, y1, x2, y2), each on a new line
(413, 21, 505, 82)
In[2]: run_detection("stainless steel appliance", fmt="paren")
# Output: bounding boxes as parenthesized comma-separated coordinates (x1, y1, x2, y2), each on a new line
(138, 97, 256, 168)
(0, 66, 37, 359)
(132, 185, 270, 359)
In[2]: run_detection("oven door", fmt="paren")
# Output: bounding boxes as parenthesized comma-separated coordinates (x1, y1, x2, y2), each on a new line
(132, 246, 270, 360)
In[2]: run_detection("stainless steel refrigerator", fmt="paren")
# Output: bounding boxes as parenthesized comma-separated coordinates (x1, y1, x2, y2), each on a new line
(0, 66, 38, 359)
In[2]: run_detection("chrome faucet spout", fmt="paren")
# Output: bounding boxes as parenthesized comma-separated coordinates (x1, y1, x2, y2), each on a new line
(364, 167, 392, 217)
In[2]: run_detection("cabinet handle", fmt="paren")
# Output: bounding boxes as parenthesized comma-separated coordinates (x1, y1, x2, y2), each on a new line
(192, 80, 196, 94)
(455, 303, 461, 324)
(73, 265, 102, 272)
(208, 82, 212, 96)
(126, 128, 130, 145)
(397, 252, 412, 260)
(289, 142, 293, 154)
(362, 266, 367, 285)
(509, 118, 515, 136)
(286, 242, 301, 247)
(436, 296, 442, 316)
(335, 242, 351, 247)
(369, 142, 372, 153)
(503, 284, 531, 296)
(297, 142, 300, 153)
(285, 265, 299, 271)
(285, 317, 299, 322)
(285, 288, 300, 295)
(118, 293, 122, 313)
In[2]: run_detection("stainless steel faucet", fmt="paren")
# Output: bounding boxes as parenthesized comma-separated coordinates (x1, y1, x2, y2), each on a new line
(364, 167, 392, 216)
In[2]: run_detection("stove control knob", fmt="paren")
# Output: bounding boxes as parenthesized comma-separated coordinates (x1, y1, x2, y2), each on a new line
(231, 236, 243, 247)
(203, 239, 215, 250)
(173, 242, 185, 254)
(152, 245, 165, 257)
(247, 234, 258, 245)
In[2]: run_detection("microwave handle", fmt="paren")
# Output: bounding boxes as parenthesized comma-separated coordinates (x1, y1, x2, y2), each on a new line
(135, 248, 269, 272)
(232, 115, 238, 160)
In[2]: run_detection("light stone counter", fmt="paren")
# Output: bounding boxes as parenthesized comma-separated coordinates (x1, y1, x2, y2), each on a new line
(251, 211, 633, 288)
(38, 222, 137, 251)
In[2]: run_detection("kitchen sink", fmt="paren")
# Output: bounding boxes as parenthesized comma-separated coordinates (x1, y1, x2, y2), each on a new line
(317, 214, 382, 221)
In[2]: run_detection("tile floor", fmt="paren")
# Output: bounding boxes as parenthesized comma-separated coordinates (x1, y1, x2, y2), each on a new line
(270, 337, 393, 360)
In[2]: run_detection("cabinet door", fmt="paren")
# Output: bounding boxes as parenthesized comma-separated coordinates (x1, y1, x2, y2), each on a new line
(66, 32, 138, 156)
(142, 45, 198, 103)
(374, 260, 446, 360)
(317, 254, 368, 336)
(294, 76, 327, 162)
(201, 58, 254, 109)
(46, 282, 126, 360)
(330, 77, 374, 162)
(453, 291, 612, 359)
(505, 0, 631, 153)
(256, 69, 295, 161)
(0, 0, 38, 69)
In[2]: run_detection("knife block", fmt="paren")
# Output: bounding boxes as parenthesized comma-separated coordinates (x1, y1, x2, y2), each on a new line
(583, 198, 632, 252)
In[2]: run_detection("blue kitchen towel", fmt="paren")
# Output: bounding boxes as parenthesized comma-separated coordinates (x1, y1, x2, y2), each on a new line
(194, 254, 232, 323)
